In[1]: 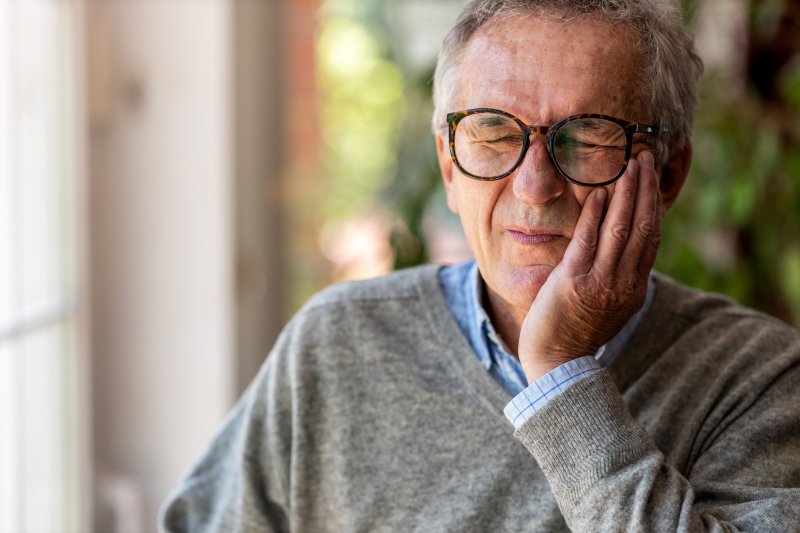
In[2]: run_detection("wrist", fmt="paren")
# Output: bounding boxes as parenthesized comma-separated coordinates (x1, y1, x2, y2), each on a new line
(521, 355, 576, 382)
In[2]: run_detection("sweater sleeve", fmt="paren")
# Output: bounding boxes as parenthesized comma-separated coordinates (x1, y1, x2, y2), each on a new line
(159, 330, 294, 532)
(503, 355, 602, 428)
(514, 369, 800, 532)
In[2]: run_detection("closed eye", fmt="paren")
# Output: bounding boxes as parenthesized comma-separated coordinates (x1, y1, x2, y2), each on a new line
(562, 140, 625, 151)
(475, 135, 523, 145)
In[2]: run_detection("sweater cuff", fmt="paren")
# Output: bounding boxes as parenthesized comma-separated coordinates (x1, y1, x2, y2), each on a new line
(504, 356, 602, 429)
(512, 370, 657, 515)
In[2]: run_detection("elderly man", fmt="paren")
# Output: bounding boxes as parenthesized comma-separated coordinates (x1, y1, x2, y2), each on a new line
(162, 0, 800, 531)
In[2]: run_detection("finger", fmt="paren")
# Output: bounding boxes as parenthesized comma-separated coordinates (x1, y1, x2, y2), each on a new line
(593, 158, 639, 273)
(637, 185, 663, 278)
(618, 151, 659, 277)
(562, 187, 607, 276)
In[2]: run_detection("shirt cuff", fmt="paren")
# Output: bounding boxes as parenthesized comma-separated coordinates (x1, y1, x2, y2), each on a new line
(503, 356, 602, 429)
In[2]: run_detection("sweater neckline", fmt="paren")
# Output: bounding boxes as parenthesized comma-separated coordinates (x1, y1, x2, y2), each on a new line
(414, 265, 689, 405)
(413, 264, 529, 426)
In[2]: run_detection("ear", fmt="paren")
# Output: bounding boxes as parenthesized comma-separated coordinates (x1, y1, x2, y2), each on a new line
(658, 138, 692, 214)
(436, 132, 460, 214)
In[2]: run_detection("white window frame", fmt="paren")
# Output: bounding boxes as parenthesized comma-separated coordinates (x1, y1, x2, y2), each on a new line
(0, 0, 90, 531)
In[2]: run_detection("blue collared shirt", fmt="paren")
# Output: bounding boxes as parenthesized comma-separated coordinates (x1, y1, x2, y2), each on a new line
(438, 260, 655, 429)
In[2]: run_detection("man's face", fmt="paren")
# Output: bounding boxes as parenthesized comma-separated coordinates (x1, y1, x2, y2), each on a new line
(437, 15, 653, 320)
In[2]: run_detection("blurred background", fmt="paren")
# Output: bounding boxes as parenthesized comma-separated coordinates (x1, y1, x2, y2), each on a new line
(0, 0, 798, 531)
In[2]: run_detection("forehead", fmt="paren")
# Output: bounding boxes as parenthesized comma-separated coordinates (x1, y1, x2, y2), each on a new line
(457, 14, 645, 122)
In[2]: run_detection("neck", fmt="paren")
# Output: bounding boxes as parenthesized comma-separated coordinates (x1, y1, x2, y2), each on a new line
(482, 282, 526, 357)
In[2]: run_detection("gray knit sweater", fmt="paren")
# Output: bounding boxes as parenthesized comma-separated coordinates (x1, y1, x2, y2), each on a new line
(161, 266, 800, 532)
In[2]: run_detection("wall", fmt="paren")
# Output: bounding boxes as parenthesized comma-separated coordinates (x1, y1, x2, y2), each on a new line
(88, 1, 236, 529)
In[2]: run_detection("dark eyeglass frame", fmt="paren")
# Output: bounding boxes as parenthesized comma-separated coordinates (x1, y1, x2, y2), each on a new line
(446, 108, 662, 187)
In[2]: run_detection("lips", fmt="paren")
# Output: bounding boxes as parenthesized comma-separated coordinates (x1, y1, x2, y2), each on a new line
(506, 227, 566, 245)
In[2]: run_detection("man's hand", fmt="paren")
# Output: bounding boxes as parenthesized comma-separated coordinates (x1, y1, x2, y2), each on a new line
(518, 150, 662, 381)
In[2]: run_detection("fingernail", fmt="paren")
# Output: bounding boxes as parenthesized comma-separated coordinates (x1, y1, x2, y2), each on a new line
(595, 188, 607, 204)
(640, 150, 654, 166)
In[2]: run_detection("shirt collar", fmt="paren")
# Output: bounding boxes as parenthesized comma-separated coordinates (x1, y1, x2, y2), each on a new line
(466, 261, 655, 368)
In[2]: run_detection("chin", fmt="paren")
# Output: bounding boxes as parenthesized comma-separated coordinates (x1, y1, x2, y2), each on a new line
(493, 263, 555, 310)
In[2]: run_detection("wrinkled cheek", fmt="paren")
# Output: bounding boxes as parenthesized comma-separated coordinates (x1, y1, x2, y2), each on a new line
(453, 183, 505, 260)
(572, 186, 597, 208)
(460, 210, 488, 257)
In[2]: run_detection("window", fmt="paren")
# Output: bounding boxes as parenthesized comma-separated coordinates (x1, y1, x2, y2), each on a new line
(0, 0, 89, 531)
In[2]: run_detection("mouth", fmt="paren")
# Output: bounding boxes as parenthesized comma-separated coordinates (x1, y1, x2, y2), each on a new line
(505, 227, 567, 245)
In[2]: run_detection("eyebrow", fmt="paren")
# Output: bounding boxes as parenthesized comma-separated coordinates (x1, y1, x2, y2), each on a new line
(473, 115, 517, 129)
(571, 120, 607, 130)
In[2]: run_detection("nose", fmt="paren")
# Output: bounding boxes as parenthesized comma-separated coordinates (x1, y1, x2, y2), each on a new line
(511, 134, 566, 206)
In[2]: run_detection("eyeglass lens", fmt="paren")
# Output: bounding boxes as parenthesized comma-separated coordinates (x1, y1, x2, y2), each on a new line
(453, 112, 629, 184)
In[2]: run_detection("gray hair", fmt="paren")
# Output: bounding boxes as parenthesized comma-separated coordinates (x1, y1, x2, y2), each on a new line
(432, 0, 704, 159)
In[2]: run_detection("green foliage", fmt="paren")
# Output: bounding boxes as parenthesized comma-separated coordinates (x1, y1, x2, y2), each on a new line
(317, 4, 406, 219)
(382, 68, 442, 269)
(656, 3, 800, 326)
(649, 82, 800, 324)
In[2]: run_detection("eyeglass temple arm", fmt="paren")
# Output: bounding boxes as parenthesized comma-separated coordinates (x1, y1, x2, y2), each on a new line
(635, 123, 663, 134)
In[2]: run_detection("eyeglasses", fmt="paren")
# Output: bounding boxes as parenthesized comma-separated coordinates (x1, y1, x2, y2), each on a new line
(446, 108, 662, 187)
